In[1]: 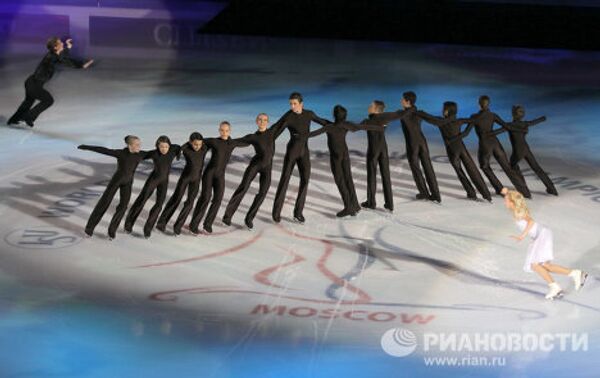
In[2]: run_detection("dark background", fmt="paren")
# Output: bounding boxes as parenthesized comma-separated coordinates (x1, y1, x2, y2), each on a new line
(200, 0, 600, 50)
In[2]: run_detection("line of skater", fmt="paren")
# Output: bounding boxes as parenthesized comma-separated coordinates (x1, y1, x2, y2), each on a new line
(75, 91, 558, 238)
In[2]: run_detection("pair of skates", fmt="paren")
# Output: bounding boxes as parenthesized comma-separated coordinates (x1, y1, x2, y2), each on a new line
(545, 269, 588, 300)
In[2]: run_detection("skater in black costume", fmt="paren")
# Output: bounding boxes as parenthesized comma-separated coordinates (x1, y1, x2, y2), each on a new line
(309, 105, 386, 217)
(399, 91, 441, 203)
(270, 92, 330, 223)
(461, 96, 531, 198)
(484, 106, 557, 196)
(189, 122, 250, 234)
(78, 135, 149, 239)
(8, 37, 93, 127)
(360, 100, 415, 211)
(157, 133, 208, 235)
(124, 136, 181, 238)
(417, 102, 492, 201)
(222, 113, 286, 229)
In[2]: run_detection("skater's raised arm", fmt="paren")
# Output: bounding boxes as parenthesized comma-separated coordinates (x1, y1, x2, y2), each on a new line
(60, 39, 94, 69)
(525, 116, 547, 127)
(232, 136, 251, 148)
(308, 124, 330, 138)
(77, 144, 120, 157)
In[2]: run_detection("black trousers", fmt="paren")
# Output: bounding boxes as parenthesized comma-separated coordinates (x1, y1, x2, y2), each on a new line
(447, 143, 491, 200)
(511, 146, 557, 193)
(9, 76, 54, 123)
(478, 138, 531, 196)
(224, 160, 272, 222)
(365, 145, 393, 208)
(158, 176, 201, 232)
(85, 179, 132, 238)
(406, 142, 440, 199)
(125, 177, 168, 236)
(331, 153, 359, 211)
(190, 168, 225, 231)
(272, 141, 311, 218)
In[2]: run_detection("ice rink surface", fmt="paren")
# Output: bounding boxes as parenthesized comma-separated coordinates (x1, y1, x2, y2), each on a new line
(1, 37, 599, 377)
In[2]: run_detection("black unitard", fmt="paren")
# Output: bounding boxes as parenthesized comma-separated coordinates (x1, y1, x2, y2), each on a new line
(9, 48, 84, 125)
(400, 107, 441, 201)
(309, 121, 384, 214)
(189, 137, 249, 232)
(124, 145, 181, 237)
(418, 111, 491, 201)
(462, 110, 531, 197)
(78, 145, 150, 238)
(361, 109, 414, 210)
(223, 123, 285, 224)
(157, 142, 209, 234)
(270, 109, 330, 220)
(489, 116, 557, 195)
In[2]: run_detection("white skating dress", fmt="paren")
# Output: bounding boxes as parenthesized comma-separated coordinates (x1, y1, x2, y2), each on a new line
(516, 219, 554, 272)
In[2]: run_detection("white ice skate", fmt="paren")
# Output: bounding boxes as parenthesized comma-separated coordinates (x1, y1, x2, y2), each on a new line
(545, 282, 563, 300)
(569, 269, 588, 291)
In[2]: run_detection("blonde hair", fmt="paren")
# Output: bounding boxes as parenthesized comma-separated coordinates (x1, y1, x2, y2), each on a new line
(505, 189, 530, 219)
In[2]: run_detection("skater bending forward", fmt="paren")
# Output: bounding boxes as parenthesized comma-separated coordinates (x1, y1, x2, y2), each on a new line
(501, 187, 587, 300)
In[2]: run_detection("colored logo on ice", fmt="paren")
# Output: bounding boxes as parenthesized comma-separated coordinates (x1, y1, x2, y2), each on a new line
(381, 328, 418, 357)
(4, 227, 81, 249)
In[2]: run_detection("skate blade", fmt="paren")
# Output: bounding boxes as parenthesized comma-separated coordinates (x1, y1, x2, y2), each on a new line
(547, 291, 565, 300)
(578, 273, 588, 290)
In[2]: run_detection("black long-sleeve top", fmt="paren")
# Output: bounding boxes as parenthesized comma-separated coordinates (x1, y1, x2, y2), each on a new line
(417, 111, 472, 146)
(239, 125, 282, 164)
(180, 142, 209, 181)
(271, 109, 330, 142)
(145, 145, 182, 181)
(309, 121, 384, 158)
(361, 108, 414, 147)
(203, 137, 250, 171)
(77, 145, 150, 184)
(32, 48, 85, 84)
(462, 109, 508, 140)
(399, 106, 427, 148)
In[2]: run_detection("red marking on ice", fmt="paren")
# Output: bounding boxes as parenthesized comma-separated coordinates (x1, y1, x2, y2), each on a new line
(253, 250, 306, 289)
(133, 230, 264, 268)
(276, 225, 372, 304)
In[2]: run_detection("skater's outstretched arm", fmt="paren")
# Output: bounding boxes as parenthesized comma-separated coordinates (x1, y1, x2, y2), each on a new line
(415, 111, 445, 127)
(309, 111, 331, 126)
(493, 112, 509, 127)
(61, 39, 94, 69)
(308, 124, 330, 138)
(77, 145, 120, 157)
(270, 111, 291, 139)
(525, 116, 547, 127)
(172, 144, 182, 160)
(231, 137, 251, 148)
(343, 121, 385, 132)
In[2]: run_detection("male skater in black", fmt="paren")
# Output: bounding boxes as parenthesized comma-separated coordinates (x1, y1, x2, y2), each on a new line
(417, 102, 492, 201)
(124, 136, 181, 238)
(360, 100, 415, 211)
(222, 113, 286, 229)
(462, 95, 531, 198)
(399, 91, 441, 203)
(8, 37, 93, 127)
(157, 132, 208, 235)
(78, 136, 149, 239)
(308, 105, 386, 217)
(270, 92, 330, 223)
(486, 106, 557, 196)
(189, 122, 250, 234)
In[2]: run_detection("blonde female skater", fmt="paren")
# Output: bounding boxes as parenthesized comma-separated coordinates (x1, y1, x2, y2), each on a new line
(502, 187, 587, 299)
